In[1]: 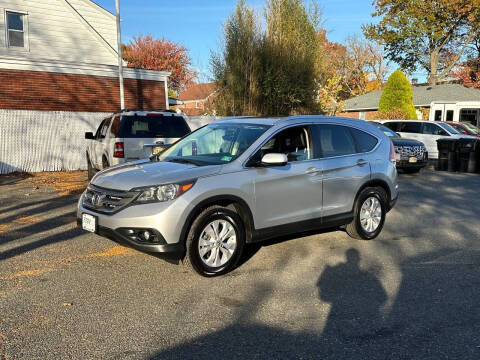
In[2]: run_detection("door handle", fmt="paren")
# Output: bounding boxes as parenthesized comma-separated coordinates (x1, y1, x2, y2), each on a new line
(305, 167, 320, 174)
(357, 159, 368, 166)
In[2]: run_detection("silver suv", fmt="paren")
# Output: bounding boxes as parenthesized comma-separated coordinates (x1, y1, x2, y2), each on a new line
(84, 110, 191, 179)
(78, 116, 398, 276)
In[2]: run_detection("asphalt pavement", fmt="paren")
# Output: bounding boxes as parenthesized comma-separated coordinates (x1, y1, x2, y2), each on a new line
(1, 169, 480, 359)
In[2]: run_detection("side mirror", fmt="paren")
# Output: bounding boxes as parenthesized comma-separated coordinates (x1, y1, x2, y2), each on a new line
(261, 153, 288, 166)
(85, 132, 95, 140)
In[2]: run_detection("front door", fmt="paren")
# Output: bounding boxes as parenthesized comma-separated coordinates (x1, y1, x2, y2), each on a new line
(252, 125, 323, 229)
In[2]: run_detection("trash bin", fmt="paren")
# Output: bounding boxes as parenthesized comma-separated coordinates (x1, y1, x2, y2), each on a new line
(457, 138, 480, 173)
(436, 138, 458, 172)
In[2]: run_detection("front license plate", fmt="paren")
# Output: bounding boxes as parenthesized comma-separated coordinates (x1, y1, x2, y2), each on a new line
(82, 213, 96, 233)
(409, 157, 418, 163)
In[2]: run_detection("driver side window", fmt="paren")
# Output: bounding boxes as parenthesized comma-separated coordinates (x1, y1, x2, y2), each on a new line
(423, 123, 448, 136)
(258, 126, 313, 162)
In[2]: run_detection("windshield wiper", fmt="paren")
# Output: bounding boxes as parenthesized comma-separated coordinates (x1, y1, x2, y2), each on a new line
(166, 158, 203, 166)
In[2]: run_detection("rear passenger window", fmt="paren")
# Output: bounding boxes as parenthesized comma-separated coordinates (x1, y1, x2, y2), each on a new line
(110, 116, 121, 137)
(423, 123, 448, 135)
(314, 125, 356, 157)
(384, 122, 399, 132)
(350, 128, 378, 153)
(399, 122, 421, 133)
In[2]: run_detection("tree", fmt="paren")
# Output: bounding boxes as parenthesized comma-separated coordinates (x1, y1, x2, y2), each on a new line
(451, 37, 480, 88)
(211, 0, 261, 115)
(363, 0, 480, 85)
(212, 0, 322, 116)
(316, 33, 388, 102)
(378, 70, 417, 119)
(123, 35, 197, 92)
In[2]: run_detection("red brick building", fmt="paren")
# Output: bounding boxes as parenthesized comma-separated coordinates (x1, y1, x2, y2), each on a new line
(177, 83, 216, 115)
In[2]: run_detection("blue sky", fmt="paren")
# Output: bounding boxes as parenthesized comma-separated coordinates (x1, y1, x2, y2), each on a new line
(95, 0, 376, 80)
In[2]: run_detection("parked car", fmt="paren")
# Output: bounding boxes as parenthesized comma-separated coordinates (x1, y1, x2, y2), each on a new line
(446, 122, 480, 138)
(370, 122, 427, 173)
(85, 110, 191, 180)
(381, 120, 474, 159)
(78, 116, 398, 276)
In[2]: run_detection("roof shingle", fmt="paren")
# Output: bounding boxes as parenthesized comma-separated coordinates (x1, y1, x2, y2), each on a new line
(345, 84, 480, 111)
(178, 83, 216, 101)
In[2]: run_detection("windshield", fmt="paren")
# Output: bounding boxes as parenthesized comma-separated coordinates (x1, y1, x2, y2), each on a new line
(462, 122, 480, 135)
(119, 115, 190, 138)
(437, 122, 460, 134)
(158, 123, 271, 166)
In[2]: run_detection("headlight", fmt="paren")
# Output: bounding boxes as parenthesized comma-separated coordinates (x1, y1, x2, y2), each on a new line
(135, 181, 195, 203)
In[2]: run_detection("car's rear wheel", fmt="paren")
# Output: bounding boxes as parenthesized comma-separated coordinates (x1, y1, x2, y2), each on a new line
(346, 187, 387, 240)
(87, 155, 96, 180)
(184, 205, 245, 277)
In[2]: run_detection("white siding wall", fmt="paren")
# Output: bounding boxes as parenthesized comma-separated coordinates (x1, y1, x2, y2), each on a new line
(0, 112, 229, 174)
(0, 0, 118, 65)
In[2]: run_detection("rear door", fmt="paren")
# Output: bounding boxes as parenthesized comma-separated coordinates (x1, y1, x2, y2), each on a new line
(252, 125, 324, 229)
(312, 124, 374, 218)
(120, 114, 191, 161)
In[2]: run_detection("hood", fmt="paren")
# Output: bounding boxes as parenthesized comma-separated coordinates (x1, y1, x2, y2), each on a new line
(91, 160, 222, 191)
(391, 137, 425, 147)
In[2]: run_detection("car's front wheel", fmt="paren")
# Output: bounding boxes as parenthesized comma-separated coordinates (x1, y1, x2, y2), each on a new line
(184, 205, 245, 276)
(346, 187, 387, 240)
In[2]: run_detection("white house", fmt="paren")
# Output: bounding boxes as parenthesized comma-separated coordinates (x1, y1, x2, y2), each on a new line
(0, 0, 170, 173)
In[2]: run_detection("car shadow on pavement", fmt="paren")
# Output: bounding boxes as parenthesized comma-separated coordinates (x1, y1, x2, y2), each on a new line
(152, 247, 480, 360)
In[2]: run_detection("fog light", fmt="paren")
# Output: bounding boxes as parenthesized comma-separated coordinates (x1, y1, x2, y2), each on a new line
(140, 230, 151, 241)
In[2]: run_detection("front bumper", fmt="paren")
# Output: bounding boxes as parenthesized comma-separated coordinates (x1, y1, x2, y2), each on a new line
(77, 191, 193, 255)
(77, 218, 184, 254)
(396, 159, 427, 169)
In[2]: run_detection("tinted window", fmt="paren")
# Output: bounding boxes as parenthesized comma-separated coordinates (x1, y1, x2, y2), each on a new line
(257, 126, 313, 162)
(383, 122, 400, 132)
(350, 128, 378, 153)
(119, 115, 190, 138)
(399, 122, 421, 133)
(314, 125, 356, 157)
(423, 123, 448, 136)
(446, 110, 454, 121)
(100, 117, 112, 139)
(434, 110, 442, 121)
(110, 116, 121, 137)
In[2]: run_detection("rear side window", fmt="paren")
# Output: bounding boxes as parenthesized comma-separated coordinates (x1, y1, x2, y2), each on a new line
(119, 115, 190, 138)
(100, 117, 112, 139)
(423, 123, 448, 135)
(383, 122, 400, 132)
(399, 122, 421, 133)
(110, 115, 121, 137)
(350, 128, 378, 153)
(313, 125, 356, 158)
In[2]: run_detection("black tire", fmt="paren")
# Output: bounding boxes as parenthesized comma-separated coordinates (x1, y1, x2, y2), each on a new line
(102, 156, 109, 170)
(183, 205, 245, 277)
(403, 168, 421, 174)
(346, 187, 387, 240)
(87, 154, 96, 180)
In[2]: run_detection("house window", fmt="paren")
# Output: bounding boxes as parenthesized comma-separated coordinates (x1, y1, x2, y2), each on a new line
(6, 11, 27, 48)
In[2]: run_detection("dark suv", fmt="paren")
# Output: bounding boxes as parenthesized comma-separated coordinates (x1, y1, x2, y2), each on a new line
(370, 122, 428, 173)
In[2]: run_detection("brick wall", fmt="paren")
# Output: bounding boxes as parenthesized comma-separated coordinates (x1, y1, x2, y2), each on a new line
(0, 69, 166, 112)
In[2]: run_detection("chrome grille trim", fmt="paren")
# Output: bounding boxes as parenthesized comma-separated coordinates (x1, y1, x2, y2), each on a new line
(82, 184, 138, 214)
(394, 145, 426, 158)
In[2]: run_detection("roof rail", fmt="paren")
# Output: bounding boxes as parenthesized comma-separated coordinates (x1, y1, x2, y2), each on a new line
(113, 109, 178, 114)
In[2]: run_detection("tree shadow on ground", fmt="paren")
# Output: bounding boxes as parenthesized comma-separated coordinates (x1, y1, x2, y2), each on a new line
(153, 246, 480, 360)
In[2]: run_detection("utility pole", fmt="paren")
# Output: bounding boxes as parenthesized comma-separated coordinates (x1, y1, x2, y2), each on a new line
(115, 0, 125, 109)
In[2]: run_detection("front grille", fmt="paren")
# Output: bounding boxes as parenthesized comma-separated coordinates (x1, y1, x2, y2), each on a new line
(83, 184, 137, 214)
(395, 145, 426, 158)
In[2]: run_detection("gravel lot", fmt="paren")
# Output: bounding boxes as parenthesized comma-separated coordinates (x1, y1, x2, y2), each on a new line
(1, 169, 480, 359)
